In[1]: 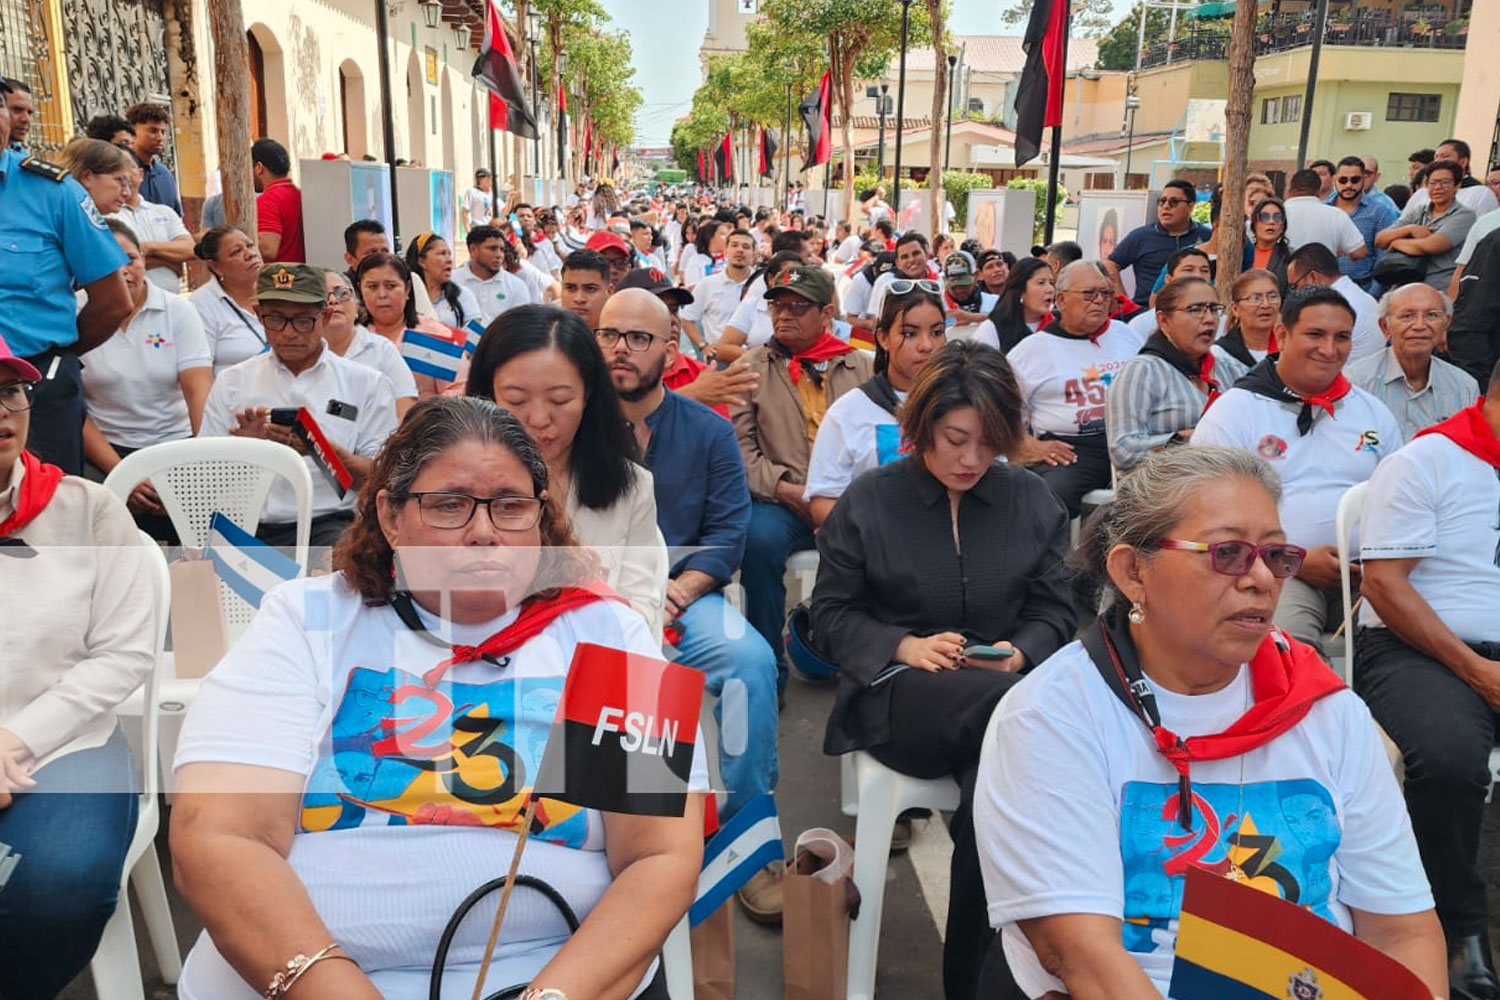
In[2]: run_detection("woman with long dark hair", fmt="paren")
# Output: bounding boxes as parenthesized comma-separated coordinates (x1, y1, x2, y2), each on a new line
(974, 258, 1056, 354)
(405, 231, 481, 330)
(357, 251, 468, 397)
(466, 305, 667, 631)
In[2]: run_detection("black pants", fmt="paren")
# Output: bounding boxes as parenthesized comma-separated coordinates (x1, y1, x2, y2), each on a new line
(1028, 433, 1112, 518)
(1354, 626, 1500, 941)
(863, 665, 1023, 1000)
(256, 511, 354, 552)
(22, 347, 83, 476)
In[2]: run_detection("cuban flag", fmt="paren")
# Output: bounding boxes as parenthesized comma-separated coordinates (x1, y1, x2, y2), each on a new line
(400, 329, 467, 380)
(463, 318, 487, 356)
(206, 512, 301, 609)
(690, 792, 783, 926)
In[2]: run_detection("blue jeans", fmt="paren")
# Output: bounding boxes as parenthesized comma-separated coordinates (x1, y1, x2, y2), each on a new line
(743, 501, 816, 694)
(0, 726, 138, 1000)
(673, 591, 780, 821)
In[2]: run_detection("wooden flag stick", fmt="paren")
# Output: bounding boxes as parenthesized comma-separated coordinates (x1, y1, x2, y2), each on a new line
(469, 794, 541, 1000)
(1330, 596, 1363, 642)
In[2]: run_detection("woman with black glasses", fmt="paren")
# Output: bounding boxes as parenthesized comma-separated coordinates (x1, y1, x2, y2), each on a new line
(1105, 278, 1248, 473)
(975, 446, 1443, 1000)
(466, 305, 667, 633)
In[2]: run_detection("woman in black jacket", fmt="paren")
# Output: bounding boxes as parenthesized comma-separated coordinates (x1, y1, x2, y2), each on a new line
(810, 339, 1076, 1000)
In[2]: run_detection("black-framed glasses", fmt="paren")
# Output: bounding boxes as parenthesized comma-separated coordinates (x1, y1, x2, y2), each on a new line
(1158, 197, 1191, 208)
(406, 492, 543, 531)
(261, 313, 319, 333)
(1171, 302, 1225, 319)
(1158, 538, 1307, 578)
(0, 381, 35, 414)
(595, 328, 662, 352)
(888, 278, 942, 296)
(1256, 211, 1286, 223)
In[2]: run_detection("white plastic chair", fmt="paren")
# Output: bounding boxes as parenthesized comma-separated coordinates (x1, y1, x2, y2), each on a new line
(844, 751, 961, 1000)
(786, 549, 821, 606)
(89, 533, 181, 1000)
(661, 915, 693, 1000)
(1070, 487, 1116, 547)
(1335, 480, 1369, 682)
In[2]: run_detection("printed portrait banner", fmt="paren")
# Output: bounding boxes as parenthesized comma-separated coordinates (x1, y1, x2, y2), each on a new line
(1168, 866, 1431, 1000)
(534, 642, 704, 817)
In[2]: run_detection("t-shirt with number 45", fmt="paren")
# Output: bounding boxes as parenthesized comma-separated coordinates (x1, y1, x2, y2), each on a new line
(1007, 320, 1145, 438)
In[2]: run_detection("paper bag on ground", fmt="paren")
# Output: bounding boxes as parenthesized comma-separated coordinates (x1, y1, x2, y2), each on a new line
(783, 828, 859, 1000)
(689, 897, 735, 1000)
(169, 558, 227, 678)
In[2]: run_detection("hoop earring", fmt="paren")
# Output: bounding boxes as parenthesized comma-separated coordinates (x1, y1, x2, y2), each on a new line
(1128, 602, 1145, 625)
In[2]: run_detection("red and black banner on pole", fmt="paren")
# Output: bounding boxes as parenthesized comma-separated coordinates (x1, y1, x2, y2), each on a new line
(557, 80, 568, 178)
(712, 133, 733, 182)
(534, 643, 704, 816)
(284, 407, 353, 497)
(473, 0, 537, 139)
(759, 128, 778, 178)
(798, 71, 832, 172)
(1013, 0, 1068, 168)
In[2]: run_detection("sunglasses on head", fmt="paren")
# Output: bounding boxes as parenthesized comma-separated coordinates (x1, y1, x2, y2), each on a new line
(888, 278, 941, 296)
(1158, 539, 1307, 578)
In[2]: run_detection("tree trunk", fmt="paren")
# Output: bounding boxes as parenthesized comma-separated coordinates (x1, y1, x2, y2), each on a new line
(208, 0, 255, 233)
(1216, 0, 1257, 301)
(833, 38, 857, 224)
(511, 0, 529, 204)
(926, 0, 946, 240)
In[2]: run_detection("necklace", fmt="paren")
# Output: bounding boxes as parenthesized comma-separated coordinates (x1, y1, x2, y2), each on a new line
(1224, 668, 1253, 882)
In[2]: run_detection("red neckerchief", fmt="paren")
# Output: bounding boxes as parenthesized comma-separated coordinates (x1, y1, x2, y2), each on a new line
(773, 333, 856, 384)
(1111, 293, 1143, 320)
(1415, 401, 1500, 468)
(421, 581, 625, 688)
(1042, 315, 1112, 346)
(0, 451, 63, 537)
(1302, 373, 1352, 422)
(1267, 330, 1279, 355)
(1200, 352, 1223, 410)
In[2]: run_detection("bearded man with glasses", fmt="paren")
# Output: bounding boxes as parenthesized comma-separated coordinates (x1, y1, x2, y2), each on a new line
(199, 263, 398, 549)
(1104, 178, 1211, 308)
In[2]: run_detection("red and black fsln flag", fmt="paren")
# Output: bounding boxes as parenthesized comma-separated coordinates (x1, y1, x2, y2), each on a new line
(759, 128, 778, 177)
(799, 71, 832, 172)
(473, 0, 537, 139)
(1013, 0, 1068, 166)
(534, 643, 704, 817)
(712, 133, 733, 182)
(697, 147, 707, 181)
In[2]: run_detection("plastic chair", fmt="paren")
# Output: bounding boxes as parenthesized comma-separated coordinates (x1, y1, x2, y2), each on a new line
(845, 750, 961, 1000)
(1069, 487, 1116, 547)
(661, 915, 693, 1000)
(1335, 480, 1369, 682)
(89, 533, 181, 1000)
(786, 549, 821, 606)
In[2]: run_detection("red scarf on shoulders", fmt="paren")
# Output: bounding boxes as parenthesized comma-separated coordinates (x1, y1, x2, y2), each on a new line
(773, 333, 856, 384)
(1415, 400, 1500, 468)
(0, 451, 63, 537)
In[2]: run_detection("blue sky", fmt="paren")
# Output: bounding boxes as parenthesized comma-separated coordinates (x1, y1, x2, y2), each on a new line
(601, 0, 1138, 145)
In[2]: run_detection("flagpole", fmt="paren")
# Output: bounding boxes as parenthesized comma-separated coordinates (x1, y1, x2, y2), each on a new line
(783, 82, 793, 214)
(468, 795, 540, 1000)
(892, 0, 913, 220)
(1043, 4, 1071, 246)
(374, 0, 401, 246)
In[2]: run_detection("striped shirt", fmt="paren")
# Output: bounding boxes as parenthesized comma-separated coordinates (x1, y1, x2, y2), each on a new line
(1324, 192, 1398, 284)
(1105, 347, 1249, 471)
(1344, 346, 1479, 442)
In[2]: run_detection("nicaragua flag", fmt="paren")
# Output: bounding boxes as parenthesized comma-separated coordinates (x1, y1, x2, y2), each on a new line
(463, 317, 487, 356)
(206, 512, 301, 609)
(689, 792, 783, 926)
(400, 329, 467, 380)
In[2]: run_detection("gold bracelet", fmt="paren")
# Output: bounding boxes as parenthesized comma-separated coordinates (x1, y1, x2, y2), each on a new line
(263, 942, 355, 998)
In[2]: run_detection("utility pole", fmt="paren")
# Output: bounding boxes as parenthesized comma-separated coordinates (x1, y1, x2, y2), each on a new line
(892, 0, 913, 214)
(209, 0, 256, 234)
(1295, 0, 1329, 170)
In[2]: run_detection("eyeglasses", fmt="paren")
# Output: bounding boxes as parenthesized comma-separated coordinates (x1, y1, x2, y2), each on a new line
(406, 492, 543, 531)
(1426, 178, 1456, 189)
(261, 313, 319, 333)
(1062, 287, 1113, 302)
(326, 286, 355, 302)
(1171, 302, 1225, 319)
(1158, 538, 1307, 578)
(1390, 309, 1447, 325)
(767, 297, 820, 317)
(0, 381, 35, 414)
(1335, 176, 1364, 185)
(1158, 197, 1191, 208)
(1256, 211, 1286, 223)
(1235, 291, 1282, 306)
(595, 328, 663, 352)
(888, 278, 942, 295)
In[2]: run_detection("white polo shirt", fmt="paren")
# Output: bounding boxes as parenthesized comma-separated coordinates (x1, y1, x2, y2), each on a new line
(338, 326, 419, 401)
(1191, 381, 1401, 550)
(1330, 275, 1384, 363)
(430, 282, 483, 330)
(1006, 321, 1146, 437)
(529, 233, 563, 276)
(109, 198, 191, 292)
(1284, 196, 1365, 256)
(516, 260, 554, 303)
(83, 283, 212, 449)
(452, 264, 532, 324)
(726, 275, 774, 349)
(843, 271, 876, 321)
(189, 277, 267, 375)
(832, 234, 863, 264)
(1359, 434, 1500, 643)
(680, 269, 749, 345)
(199, 346, 397, 523)
(804, 386, 905, 502)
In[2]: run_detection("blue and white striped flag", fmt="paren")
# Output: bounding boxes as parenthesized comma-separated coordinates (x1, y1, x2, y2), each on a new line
(463, 318, 487, 356)
(206, 512, 301, 609)
(400, 329, 466, 381)
(689, 792, 782, 926)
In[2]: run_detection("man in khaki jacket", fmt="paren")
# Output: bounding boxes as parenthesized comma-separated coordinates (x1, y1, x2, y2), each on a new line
(732, 265, 873, 696)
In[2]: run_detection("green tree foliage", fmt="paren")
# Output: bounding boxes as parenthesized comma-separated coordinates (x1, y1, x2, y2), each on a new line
(1096, 2, 1224, 72)
(1000, 0, 1117, 39)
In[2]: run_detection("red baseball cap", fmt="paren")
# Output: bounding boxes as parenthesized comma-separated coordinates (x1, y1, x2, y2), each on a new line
(0, 334, 40, 383)
(585, 231, 630, 257)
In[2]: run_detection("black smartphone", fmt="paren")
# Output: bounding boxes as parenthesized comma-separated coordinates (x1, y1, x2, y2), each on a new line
(963, 644, 1014, 662)
(715, 358, 734, 372)
(326, 399, 359, 422)
(269, 407, 300, 427)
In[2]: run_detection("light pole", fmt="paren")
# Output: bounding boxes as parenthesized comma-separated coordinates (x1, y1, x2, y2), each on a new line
(557, 51, 569, 185)
(526, 8, 542, 181)
(1122, 93, 1141, 187)
(944, 52, 958, 171)
(866, 82, 891, 179)
(892, 0, 914, 216)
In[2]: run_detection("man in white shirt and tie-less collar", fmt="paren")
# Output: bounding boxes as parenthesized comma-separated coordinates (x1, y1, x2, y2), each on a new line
(199, 264, 396, 550)
(452, 225, 533, 325)
(1284, 242, 1384, 362)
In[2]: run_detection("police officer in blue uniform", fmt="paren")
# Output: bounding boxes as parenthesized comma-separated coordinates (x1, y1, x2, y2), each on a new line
(0, 78, 132, 474)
